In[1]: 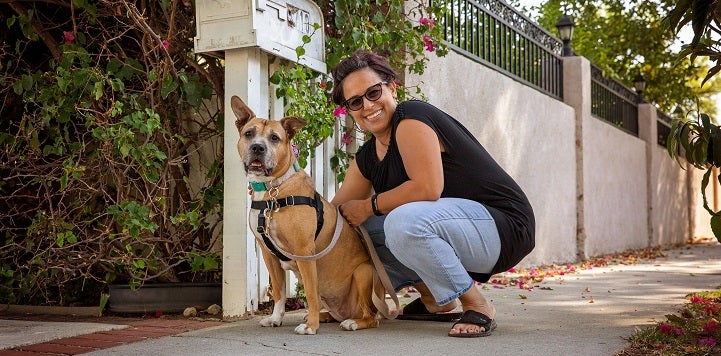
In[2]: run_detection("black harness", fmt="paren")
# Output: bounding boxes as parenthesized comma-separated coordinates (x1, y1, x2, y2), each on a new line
(250, 192, 324, 261)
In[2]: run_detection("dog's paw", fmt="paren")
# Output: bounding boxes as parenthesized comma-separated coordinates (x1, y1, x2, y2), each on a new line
(294, 323, 317, 335)
(259, 316, 282, 327)
(339, 319, 359, 331)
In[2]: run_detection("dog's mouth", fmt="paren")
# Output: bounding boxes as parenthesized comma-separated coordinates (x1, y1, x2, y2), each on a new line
(247, 159, 272, 176)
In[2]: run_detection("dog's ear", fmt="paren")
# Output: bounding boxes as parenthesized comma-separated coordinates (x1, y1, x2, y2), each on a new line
(231, 95, 255, 131)
(280, 116, 307, 140)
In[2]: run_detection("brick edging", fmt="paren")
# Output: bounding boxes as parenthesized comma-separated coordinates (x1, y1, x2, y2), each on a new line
(1, 318, 224, 355)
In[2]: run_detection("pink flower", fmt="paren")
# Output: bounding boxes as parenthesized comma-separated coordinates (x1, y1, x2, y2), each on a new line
(162, 40, 170, 49)
(333, 106, 346, 117)
(659, 323, 682, 336)
(691, 295, 706, 304)
(703, 320, 718, 334)
(183, 0, 191, 6)
(422, 35, 435, 52)
(63, 31, 75, 45)
(340, 131, 353, 146)
(291, 143, 299, 158)
(698, 337, 716, 347)
(507, 267, 516, 273)
(419, 17, 435, 30)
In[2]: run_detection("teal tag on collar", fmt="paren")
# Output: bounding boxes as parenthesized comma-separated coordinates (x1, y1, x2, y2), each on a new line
(249, 181, 268, 191)
(249, 163, 300, 192)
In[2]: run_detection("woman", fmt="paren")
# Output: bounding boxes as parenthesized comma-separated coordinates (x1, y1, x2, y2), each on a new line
(330, 50, 535, 337)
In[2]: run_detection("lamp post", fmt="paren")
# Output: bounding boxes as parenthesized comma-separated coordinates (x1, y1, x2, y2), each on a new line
(633, 74, 646, 103)
(555, 15, 575, 57)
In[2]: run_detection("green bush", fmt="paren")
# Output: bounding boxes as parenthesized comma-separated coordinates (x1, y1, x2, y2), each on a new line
(0, 0, 445, 306)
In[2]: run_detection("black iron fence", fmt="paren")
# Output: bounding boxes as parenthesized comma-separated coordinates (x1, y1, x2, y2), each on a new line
(590, 65, 639, 136)
(657, 111, 672, 147)
(435, 0, 564, 100)
(434, 0, 672, 141)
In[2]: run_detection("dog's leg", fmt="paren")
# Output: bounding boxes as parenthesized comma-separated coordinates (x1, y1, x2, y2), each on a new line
(339, 262, 380, 331)
(294, 260, 320, 335)
(259, 249, 287, 327)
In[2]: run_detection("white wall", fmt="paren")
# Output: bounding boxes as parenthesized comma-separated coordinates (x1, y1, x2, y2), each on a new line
(651, 143, 690, 245)
(407, 50, 578, 267)
(581, 116, 648, 257)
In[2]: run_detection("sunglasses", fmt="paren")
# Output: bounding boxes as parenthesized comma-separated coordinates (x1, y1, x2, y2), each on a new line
(342, 81, 388, 111)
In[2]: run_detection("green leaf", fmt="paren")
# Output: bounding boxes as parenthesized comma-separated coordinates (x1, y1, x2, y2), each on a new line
(119, 143, 131, 157)
(203, 257, 218, 270)
(132, 260, 146, 270)
(711, 214, 721, 241)
(701, 168, 714, 215)
(60, 173, 69, 191)
(161, 73, 178, 99)
(295, 46, 306, 58)
(701, 113, 711, 133)
(93, 80, 103, 100)
(66, 231, 77, 244)
(372, 11, 384, 23)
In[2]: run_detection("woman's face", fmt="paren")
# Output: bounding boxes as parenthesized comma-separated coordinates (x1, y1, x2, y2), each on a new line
(341, 68, 397, 135)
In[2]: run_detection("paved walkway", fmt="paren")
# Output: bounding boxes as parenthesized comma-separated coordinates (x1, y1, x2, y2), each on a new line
(1, 241, 720, 355)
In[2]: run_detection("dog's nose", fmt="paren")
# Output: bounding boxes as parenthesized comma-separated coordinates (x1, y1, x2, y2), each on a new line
(250, 143, 265, 154)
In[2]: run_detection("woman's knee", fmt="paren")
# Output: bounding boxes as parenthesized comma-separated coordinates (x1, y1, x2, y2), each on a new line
(383, 203, 429, 251)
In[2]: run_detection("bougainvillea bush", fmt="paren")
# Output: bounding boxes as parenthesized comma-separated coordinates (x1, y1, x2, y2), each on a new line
(0, 0, 446, 306)
(620, 291, 721, 355)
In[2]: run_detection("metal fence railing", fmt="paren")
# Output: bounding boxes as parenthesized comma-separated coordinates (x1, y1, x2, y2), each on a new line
(590, 65, 640, 136)
(436, 0, 564, 100)
(657, 110, 673, 147)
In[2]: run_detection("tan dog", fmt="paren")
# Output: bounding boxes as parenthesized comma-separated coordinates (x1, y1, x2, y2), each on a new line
(231, 95, 382, 334)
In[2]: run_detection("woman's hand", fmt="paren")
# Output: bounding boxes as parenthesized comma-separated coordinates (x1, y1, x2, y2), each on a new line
(338, 198, 373, 228)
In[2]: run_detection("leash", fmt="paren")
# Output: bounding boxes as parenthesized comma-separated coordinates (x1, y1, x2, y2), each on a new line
(247, 162, 399, 318)
(356, 225, 400, 320)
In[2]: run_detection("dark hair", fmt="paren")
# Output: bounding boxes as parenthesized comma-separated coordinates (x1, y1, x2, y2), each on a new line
(331, 50, 397, 106)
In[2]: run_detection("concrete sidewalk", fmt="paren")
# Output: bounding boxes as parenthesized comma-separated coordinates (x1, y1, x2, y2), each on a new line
(3, 241, 721, 355)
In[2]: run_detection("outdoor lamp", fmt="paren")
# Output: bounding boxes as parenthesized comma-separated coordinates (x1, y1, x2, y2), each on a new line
(555, 15, 575, 57)
(633, 73, 646, 103)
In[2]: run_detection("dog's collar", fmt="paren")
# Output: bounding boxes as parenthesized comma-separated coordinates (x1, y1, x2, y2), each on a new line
(249, 161, 301, 192)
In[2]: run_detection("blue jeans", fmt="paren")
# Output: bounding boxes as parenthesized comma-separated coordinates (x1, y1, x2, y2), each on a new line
(362, 198, 501, 306)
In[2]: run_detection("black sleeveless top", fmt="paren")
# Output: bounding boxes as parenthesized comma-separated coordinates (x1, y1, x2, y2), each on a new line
(356, 100, 535, 282)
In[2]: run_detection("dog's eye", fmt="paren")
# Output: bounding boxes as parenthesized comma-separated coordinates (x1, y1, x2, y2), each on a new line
(270, 134, 280, 142)
(243, 130, 252, 137)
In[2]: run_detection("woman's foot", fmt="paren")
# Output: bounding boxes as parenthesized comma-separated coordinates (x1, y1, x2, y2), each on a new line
(414, 282, 458, 313)
(448, 285, 496, 337)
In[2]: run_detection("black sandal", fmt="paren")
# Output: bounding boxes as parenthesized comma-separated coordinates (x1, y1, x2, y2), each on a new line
(396, 298, 462, 322)
(448, 310, 497, 337)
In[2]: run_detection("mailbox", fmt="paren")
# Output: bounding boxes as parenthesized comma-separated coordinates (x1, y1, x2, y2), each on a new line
(194, 0, 325, 73)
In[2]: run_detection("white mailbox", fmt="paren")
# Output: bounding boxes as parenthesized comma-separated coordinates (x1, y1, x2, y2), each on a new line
(194, 0, 326, 73)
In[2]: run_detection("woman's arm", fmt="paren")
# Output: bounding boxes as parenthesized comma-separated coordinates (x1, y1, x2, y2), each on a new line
(375, 119, 444, 212)
(337, 119, 444, 227)
(331, 159, 373, 206)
